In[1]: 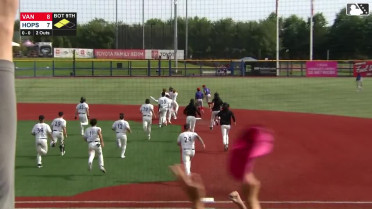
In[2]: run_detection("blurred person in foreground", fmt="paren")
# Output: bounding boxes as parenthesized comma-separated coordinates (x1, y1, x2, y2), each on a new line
(170, 126, 274, 209)
(0, 0, 19, 208)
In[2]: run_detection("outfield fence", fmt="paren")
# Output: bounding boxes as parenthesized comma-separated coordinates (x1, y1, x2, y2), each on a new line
(14, 59, 357, 78)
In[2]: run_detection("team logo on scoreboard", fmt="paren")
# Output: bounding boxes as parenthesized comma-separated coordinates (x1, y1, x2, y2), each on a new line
(346, 3, 369, 16)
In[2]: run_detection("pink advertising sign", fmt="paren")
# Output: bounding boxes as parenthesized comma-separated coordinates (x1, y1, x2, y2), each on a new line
(94, 49, 145, 59)
(306, 61, 338, 77)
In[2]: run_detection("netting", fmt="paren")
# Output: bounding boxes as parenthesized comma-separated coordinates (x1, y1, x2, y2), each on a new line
(14, 1, 371, 206)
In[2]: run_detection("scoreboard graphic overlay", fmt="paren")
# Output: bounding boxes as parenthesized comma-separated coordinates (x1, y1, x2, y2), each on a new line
(20, 12, 77, 36)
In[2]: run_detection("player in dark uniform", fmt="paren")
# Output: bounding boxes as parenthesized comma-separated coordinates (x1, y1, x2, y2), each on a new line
(217, 103, 236, 151)
(183, 99, 201, 132)
(210, 92, 223, 130)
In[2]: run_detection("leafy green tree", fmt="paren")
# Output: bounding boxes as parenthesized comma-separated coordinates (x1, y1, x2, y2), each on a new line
(311, 13, 329, 59)
(328, 8, 365, 59)
(282, 15, 309, 59)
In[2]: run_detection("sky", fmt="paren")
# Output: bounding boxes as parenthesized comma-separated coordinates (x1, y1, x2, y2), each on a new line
(18, 0, 369, 25)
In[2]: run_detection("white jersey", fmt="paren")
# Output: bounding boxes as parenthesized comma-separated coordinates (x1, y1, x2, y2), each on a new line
(158, 97, 171, 109)
(140, 104, 154, 116)
(51, 117, 66, 132)
(177, 131, 199, 150)
(76, 102, 89, 114)
(112, 120, 130, 134)
(84, 126, 101, 143)
(169, 91, 174, 100)
(32, 123, 52, 139)
(172, 92, 178, 102)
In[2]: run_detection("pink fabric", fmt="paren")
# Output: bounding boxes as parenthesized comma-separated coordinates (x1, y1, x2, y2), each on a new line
(228, 126, 274, 181)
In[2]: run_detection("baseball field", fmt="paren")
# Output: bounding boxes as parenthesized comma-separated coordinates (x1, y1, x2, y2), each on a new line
(15, 76, 372, 208)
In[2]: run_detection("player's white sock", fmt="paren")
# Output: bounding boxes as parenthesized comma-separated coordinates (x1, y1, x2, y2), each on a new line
(36, 154, 42, 165)
(121, 145, 126, 157)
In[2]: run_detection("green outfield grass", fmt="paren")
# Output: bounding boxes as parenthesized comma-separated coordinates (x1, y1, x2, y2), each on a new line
(16, 77, 372, 118)
(16, 120, 181, 196)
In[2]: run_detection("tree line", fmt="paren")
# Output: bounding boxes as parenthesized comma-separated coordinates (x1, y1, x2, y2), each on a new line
(19, 8, 372, 59)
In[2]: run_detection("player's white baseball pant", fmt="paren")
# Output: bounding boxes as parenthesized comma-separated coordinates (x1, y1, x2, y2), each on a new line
(357, 80, 362, 89)
(88, 141, 104, 168)
(167, 107, 175, 122)
(182, 149, 195, 175)
(196, 99, 203, 109)
(79, 113, 88, 135)
(221, 125, 231, 146)
(142, 116, 152, 137)
(35, 138, 48, 165)
(51, 131, 64, 146)
(205, 94, 211, 105)
(159, 108, 168, 126)
(173, 101, 179, 116)
(210, 110, 220, 128)
(186, 116, 197, 132)
(116, 133, 127, 158)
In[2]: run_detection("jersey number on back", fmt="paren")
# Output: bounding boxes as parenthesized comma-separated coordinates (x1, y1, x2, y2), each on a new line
(54, 121, 61, 127)
(184, 136, 192, 143)
(117, 123, 123, 129)
(37, 128, 44, 133)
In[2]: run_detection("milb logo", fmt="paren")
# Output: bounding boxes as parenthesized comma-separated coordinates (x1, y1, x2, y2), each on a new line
(346, 3, 369, 16)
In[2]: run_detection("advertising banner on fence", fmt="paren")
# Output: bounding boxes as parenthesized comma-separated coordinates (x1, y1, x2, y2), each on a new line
(54, 48, 94, 58)
(145, 49, 184, 60)
(353, 61, 372, 76)
(306, 61, 338, 77)
(94, 49, 145, 59)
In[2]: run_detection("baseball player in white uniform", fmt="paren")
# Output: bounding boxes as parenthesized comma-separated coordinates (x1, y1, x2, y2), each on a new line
(158, 92, 172, 127)
(51, 112, 67, 156)
(83, 118, 106, 173)
(140, 99, 156, 140)
(172, 89, 179, 118)
(177, 124, 205, 175)
(75, 97, 90, 135)
(31, 115, 52, 168)
(112, 113, 131, 158)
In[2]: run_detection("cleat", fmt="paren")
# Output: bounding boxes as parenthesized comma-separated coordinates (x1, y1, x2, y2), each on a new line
(121, 155, 126, 159)
(148, 135, 151, 140)
(50, 142, 56, 147)
(224, 144, 228, 151)
(61, 150, 65, 156)
(37, 164, 42, 168)
(210, 127, 213, 130)
(100, 166, 106, 173)
(88, 162, 92, 171)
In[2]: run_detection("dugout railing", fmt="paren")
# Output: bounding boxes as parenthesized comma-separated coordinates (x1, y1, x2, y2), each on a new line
(13, 59, 357, 78)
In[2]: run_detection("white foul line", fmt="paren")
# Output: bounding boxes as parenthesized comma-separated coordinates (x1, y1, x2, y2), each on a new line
(15, 200, 372, 204)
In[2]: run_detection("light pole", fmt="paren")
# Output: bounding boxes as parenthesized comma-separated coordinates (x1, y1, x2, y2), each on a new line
(185, 0, 188, 59)
(115, 0, 118, 49)
(276, 0, 280, 76)
(310, 0, 314, 60)
(142, 0, 145, 49)
(174, 0, 178, 72)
